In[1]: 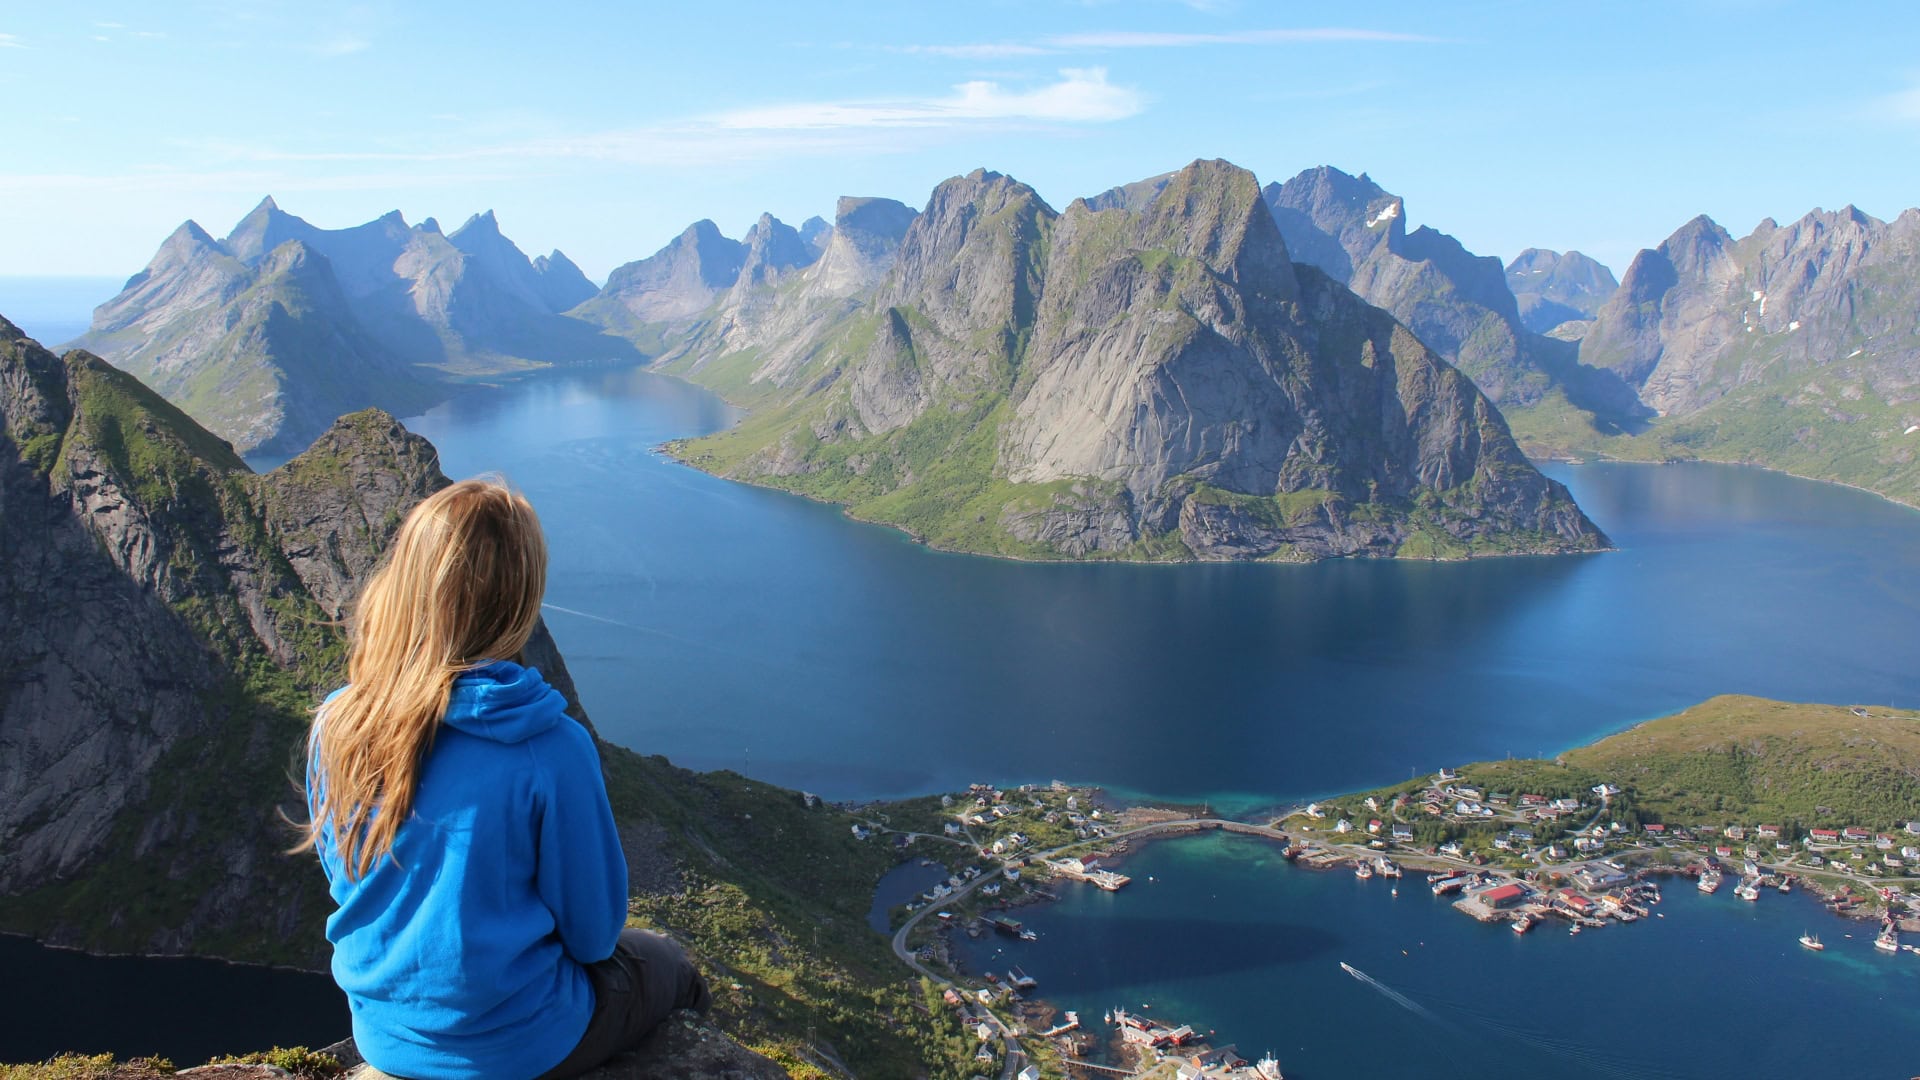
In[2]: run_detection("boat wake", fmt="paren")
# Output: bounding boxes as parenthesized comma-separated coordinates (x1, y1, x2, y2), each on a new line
(1338, 962, 1444, 1026)
(1339, 962, 1678, 1079)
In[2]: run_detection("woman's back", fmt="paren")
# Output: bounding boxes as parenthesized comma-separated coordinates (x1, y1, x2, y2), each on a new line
(312, 659, 627, 1080)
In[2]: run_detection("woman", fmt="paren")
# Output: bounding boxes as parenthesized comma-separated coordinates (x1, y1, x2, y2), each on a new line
(301, 478, 709, 1080)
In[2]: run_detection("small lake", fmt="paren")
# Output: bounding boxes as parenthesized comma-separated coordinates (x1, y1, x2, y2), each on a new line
(952, 831, 1920, 1079)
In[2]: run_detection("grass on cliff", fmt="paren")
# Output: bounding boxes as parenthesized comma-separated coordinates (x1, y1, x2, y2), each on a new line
(1562, 695, 1920, 826)
(1325, 695, 1920, 834)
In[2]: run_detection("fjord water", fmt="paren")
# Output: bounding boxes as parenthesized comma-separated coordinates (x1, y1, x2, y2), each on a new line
(403, 365, 1920, 810)
(953, 831, 1920, 1079)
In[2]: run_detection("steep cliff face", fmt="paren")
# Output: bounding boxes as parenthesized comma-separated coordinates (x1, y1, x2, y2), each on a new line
(1566, 206, 1920, 501)
(0, 319, 600, 961)
(668, 161, 1606, 561)
(1263, 166, 1628, 413)
(71, 201, 634, 454)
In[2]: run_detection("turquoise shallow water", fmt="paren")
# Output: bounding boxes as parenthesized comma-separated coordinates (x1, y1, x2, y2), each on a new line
(953, 832, 1920, 1078)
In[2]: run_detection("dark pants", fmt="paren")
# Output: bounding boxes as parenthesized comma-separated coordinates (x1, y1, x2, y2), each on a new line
(535, 929, 712, 1080)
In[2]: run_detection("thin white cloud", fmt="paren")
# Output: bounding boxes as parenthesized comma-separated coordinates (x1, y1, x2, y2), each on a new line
(1881, 81, 1920, 124)
(1054, 28, 1441, 47)
(313, 34, 369, 57)
(898, 26, 1442, 57)
(896, 43, 1052, 59)
(713, 68, 1142, 130)
(0, 32, 27, 48)
(91, 20, 125, 29)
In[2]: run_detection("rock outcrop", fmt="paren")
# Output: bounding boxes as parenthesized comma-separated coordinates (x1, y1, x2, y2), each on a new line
(325, 1012, 789, 1080)
(661, 161, 1607, 561)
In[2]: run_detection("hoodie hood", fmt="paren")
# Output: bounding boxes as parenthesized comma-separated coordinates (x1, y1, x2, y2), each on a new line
(442, 659, 569, 744)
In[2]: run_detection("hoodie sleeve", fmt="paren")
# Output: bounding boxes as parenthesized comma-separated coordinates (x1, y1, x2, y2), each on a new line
(534, 721, 630, 964)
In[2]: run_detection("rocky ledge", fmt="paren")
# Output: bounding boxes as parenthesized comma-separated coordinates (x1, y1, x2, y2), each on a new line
(323, 1012, 789, 1080)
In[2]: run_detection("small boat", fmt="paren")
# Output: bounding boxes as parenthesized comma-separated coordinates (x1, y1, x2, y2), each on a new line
(1255, 1052, 1285, 1080)
(1737, 879, 1761, 902)
(1876, 925, 1900, 954)
(1800, 932, 1824, 951)
(1569, 924, 1583, 936)
(1355, 861, 1375, 879)
(1512, 914, 1534, 935)
(1698, 870, 1723, 894)
(1019, 929, 1039, 941)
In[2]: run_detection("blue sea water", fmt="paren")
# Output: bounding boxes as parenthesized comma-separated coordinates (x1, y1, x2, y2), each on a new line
(14, 358, 1920, 1067)
(402, 366, 1920, 812)
(953, 832, 1920, 1078)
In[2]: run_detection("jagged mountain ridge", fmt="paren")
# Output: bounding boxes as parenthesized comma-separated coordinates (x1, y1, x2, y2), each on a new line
(1505, 248, 1618, 335)
(1261, 167, 1636, 416)
(0, 318, 935, 1074)
(652, 160, 1606, 561)
(1569, 205, 1920, 501)
(72, 199, 637, 455)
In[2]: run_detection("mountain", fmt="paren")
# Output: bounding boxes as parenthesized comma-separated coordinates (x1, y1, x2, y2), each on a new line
(0, 318, 944, 1075)
(1566, 206, 1920, 501)
(659, 161, 1606, 561)
(573, 220, 751, 350)
(72, 200, 637, 454)
(1265, 168, 1559, 405)
(1505, 248, 1618, 335)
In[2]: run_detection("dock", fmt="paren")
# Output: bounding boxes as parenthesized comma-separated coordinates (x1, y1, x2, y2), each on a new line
(1050, 859, 1134, 891)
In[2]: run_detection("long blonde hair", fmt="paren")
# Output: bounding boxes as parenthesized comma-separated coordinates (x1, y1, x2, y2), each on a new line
(300, 477, 548, 879)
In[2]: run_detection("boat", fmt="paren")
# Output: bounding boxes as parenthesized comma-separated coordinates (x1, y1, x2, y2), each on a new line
(1569, 924, 1582, 936)
(1876, 925, 1900, 954)
(1777, 876, 1792, 894)
(1698, 870, 1723, 894)
(1255, 1053, 1285, 1080)
(1512, 914, 1534, 935)
(1800, 932, 1824, 951)
(1736, 879, 1761, 902)
(1376, 857, 1403, 878)
(1354, 860, 1375, 879)
(1019, 929, 1039, 942)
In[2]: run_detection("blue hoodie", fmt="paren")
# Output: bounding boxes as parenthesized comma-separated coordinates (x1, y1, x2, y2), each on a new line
(309, 661, 628, 1080)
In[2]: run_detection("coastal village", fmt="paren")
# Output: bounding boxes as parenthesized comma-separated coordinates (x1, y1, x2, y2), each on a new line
(862, 762, 1920, 1079)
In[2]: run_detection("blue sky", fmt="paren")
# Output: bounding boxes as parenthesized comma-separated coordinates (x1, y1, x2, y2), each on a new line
(2, 0, 1916, 284)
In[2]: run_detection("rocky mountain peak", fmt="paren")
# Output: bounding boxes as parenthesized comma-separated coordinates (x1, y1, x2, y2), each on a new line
(451, 209, 503, 241)
(1505, 248, 1619, 333)
(1133, 158, 1296, 300)
(733, 213, 815, 290)
(882, 169, 1054, 335)
(1262, 166, 1402, 281)
(1082, 170, 1174, 213)
(798, 214, 832, 254)
(531, 249, 598, 311)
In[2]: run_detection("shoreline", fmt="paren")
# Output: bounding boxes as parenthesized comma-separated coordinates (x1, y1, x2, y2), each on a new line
(0, 929, 332, 977)
(909, 793, 1915, 1073)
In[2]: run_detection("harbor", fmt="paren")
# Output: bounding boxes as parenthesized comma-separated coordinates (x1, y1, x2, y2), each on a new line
(942, 829, 1920, 1079)
(885, 774, 1920, 1078)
